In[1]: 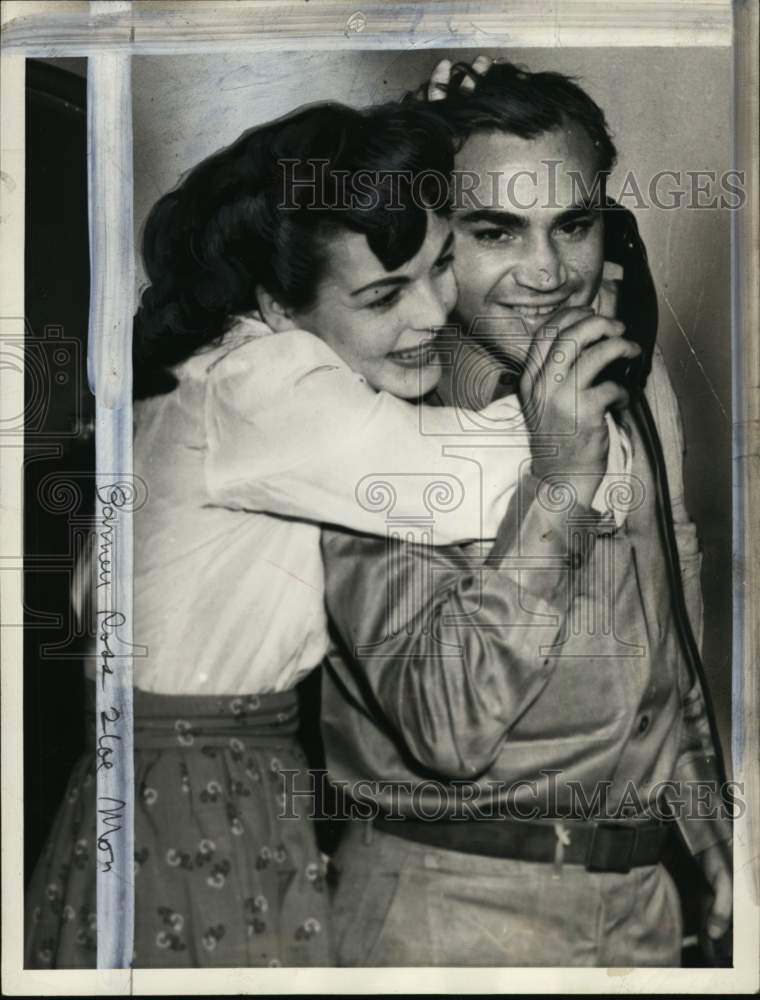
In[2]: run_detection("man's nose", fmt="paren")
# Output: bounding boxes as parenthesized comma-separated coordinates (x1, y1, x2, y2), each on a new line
(512, 235, 567, 293)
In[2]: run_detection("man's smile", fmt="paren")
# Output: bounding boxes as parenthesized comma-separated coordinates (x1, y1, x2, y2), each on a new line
(496, 298, 570, 318)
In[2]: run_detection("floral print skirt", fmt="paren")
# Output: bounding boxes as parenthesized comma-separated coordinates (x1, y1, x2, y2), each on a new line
(25, 683, 330, 968)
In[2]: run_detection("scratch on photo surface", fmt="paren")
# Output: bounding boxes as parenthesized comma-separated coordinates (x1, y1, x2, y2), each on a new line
(691, 279, 706, 339)
(261, 558, 320, 592)
(664, 214, 674, 288)
(468, 21, 495, 37)
(661, 292, 729, 422)
(408, 5, 423, 36)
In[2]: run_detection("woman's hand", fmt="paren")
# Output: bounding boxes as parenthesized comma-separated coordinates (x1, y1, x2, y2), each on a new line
(411, 55, 494, 102)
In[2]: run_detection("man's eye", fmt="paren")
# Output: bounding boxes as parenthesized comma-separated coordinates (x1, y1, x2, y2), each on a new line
(557, 217, 594, 239)
(432, 251, 455, 273)
(365, 288, 402, 311)
(472, 228, 514, 244)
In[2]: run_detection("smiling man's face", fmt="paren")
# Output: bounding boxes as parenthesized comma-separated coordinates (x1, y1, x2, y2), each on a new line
(450, 124, 605, 365)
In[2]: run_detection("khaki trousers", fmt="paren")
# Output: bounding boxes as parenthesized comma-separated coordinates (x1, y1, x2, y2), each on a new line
(331, 821, 682, 967)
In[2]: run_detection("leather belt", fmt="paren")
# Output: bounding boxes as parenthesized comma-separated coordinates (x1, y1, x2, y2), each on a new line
(373, 815, 671, 874)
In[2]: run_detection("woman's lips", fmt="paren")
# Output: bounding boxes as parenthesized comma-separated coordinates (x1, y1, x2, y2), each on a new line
(387, 341, 439, 367)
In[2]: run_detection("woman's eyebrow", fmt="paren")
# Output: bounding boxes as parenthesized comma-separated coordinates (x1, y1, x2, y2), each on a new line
(350, 274, 409, 297)
(350, 231, 454, 297)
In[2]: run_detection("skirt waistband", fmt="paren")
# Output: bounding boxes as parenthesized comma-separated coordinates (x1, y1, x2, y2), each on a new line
(85, 681, 300, 750)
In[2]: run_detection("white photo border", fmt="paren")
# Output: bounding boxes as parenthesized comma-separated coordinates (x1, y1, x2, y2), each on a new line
(1, 0, 757, 994)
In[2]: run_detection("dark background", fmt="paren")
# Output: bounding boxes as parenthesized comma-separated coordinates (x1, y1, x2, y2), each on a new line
(24, 59, 91, 876)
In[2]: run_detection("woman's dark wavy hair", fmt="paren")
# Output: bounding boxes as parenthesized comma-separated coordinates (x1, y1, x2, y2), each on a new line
(134, 101, 454, 398)
(424, 59, 617, 173)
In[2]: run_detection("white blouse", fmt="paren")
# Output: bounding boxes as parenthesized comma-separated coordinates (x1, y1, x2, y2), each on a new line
(127, 318, 536, 695)
(81, 270, 637, 698)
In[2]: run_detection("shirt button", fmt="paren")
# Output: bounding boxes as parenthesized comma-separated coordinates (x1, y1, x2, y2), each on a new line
(638, 714, 650, 734)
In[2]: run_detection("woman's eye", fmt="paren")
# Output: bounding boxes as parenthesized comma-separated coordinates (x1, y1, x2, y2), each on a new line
(432, 252, 455, 273)
(473, 229, 514, 245)
(365, 288, 402, 311)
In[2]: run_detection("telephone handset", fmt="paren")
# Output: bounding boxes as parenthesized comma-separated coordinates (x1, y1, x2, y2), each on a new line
(598, 200, 659, 392)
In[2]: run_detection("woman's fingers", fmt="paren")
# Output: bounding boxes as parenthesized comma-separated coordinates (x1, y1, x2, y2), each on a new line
(425, 56, 493, 100)
(427, 59, 452, 101)
(459, 55, 493, 91)
(472, 54, 493, 74)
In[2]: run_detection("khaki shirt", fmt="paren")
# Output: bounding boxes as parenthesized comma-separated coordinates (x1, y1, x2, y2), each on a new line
(320, 342, 731, 856)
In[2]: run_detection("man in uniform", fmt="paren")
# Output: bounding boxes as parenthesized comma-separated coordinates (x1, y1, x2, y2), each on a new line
(318, 61, 732, 966)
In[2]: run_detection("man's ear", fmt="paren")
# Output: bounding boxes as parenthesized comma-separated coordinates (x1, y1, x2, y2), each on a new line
(255, 285, 299, 332)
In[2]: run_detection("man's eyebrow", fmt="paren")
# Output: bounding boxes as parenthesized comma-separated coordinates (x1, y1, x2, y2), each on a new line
(457, 209, 527, 228)
(458, 205, 599, 228)
(554, 204, 600, 224)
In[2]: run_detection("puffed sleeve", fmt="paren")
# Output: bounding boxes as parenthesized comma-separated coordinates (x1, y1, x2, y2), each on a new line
(204, 328, 532, 543)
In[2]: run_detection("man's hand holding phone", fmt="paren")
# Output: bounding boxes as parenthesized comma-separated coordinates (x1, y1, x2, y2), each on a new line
(519, 307, 641, 511)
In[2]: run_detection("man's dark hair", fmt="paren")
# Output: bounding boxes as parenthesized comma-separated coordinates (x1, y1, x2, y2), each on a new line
(134, 100, 453, 397)
(427, 59, 618, 174)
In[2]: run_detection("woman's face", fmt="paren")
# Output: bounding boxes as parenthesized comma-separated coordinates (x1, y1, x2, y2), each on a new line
(289, 212, 457, 399)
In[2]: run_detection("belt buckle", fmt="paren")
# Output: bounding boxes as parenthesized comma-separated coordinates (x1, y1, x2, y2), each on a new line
(586, 823, 638, 874)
